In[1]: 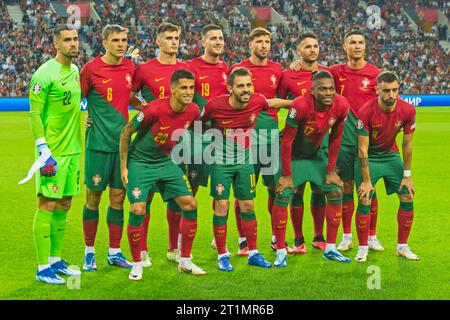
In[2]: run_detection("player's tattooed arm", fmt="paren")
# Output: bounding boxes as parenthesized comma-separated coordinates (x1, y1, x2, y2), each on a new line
(357, 134, 374, 201)
(119, 121, 138, 186)
(267, 98, 292, 109)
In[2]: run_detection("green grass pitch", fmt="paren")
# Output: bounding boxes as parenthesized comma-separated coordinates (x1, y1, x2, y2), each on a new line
(0, 107, 449, 300)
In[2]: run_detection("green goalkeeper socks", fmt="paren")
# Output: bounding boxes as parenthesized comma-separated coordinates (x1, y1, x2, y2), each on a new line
(33, 209, 53, 265)
(50, 209, 68, 257)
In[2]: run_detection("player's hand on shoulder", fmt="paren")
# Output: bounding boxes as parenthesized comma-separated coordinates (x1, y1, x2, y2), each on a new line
(289, 60, 302, 71)
(37, 143, 58, 177)
(325, 171, 343, 187)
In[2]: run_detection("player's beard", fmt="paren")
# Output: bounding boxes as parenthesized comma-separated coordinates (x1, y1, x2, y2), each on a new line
(236, 91, 251, 104)
(254, 50, 268, 60)
(384, 98, 396, 106)
(64, 48, 79, 58)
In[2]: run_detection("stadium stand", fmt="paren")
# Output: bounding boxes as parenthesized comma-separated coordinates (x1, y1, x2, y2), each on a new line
(0, 0, 448, 97)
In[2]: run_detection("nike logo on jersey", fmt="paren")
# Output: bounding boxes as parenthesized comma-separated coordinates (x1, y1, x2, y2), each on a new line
(102, 79, 112, 84)
(160, 126, 171, 130)
(297, 81, 307, 86)
(155, 77, 165, 82)
(61, 81, 67, 86)
(222, 120, 233, 124)
(199, 75, 208, 80)
(339, 77, 347, 81)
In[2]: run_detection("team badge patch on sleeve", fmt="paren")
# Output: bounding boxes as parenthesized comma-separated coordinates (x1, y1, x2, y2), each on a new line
(32, 83, 42, 94)
(137, 112, 144, 123)
(288, 108, 297, 119)
(356, 119, 364, 129)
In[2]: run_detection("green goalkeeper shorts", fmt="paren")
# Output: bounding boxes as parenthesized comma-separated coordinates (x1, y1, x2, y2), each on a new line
(36, 153, 81, 199)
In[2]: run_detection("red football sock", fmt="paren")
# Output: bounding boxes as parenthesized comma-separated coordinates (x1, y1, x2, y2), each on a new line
(83, 220, 98, 247)
(369, 196, 378, 237)
(180, 210, 198, 258)
(272, 204, 287, 249)
(290, 205, 304, 239)
(268, 192, 276, 236)
(127, 225, 142, 262)
(355, 214, 371, 246)
(141, 213, 150, 252)
(397, 203, 414, 244)
(167, 208, 181, 251)
(240, 211, 257, 250)
(213, 215, 228, 255)
(342, 194, 354, 234)
(107, 207, 124, 249)
(234, 199, 245, 238)
(83, 207, 99, 247)
(325, 200, 342, 244)
(311, 205, 325, 238)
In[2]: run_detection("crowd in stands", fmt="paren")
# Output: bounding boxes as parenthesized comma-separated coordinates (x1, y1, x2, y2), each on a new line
(0, 0, 448, 96)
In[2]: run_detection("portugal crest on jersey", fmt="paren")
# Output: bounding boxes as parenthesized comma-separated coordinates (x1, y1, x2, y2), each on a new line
(270, 74, 277, 87)
(137, 111, 144, 122)
(249, 113, 256, 123)
(288, 108, 297, 119)
(356, 119, 364, 129)
(125, 73, 132, 88)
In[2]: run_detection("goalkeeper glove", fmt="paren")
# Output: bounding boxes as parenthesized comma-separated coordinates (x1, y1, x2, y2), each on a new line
(37, 143, 58, 177)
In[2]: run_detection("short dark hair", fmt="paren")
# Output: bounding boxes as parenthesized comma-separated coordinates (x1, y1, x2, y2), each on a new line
(249, 27, 271, 41)
(297, 31, 318, 46)
(201, 24, 222, 39)
(102, 24, 128, 40)
(311, 69, 334, 82)
(344, 30, 365, 42)
(228, 67, 252, 86)
(377, 71, 399, 84)
(171, 69, 195, 85)
(52, 24, 77, 40)
(157, 23, 180, 36)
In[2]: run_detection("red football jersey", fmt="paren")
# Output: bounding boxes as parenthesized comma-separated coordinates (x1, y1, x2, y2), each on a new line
(80, 56, 134, 152)
(281, 93, 349, 175)
(357, 97, 416, 159)
(230, 59, 282, 121)
(133, 58, 191, 102)
(129, 98, 200, 163)
(186, 57, 228, 107)
(202, 93, 269, 149)
(331, 62, 381, 116)
(278, 65, 332, 98)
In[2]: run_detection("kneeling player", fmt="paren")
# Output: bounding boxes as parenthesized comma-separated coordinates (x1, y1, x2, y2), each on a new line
(355, 71, 418, 262)
(275, 70, 352, 266)
(202, 67, 291, 271)
(120, 70, 205, 280)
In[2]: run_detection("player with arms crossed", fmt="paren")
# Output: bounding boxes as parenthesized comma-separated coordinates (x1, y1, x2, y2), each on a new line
(355, 71, 418, 262)
(80, 25, 145, 271)
(274, 70, 351, 266)
(278, 31, 331, 254)
(202, 67, 291, 271)
(133, 23, 192, 263)
(120, 70, 205, 280)
(230, 28, 290, 254)
(27, 25, 82, 284)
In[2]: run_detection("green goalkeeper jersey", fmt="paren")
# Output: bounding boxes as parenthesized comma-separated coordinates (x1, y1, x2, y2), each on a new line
(29, 58, 82, 156)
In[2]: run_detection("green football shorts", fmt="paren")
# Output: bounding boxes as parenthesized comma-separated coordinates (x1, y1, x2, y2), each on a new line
(210, 163, 256, 200)
(127, 160, 193, 203)
(36, 153, 80, 199)
(84, 148, 123, 191)
(354, 155, 409, 195)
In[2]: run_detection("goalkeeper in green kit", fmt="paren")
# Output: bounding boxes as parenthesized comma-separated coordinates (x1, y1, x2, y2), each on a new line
(24, 25, 82, 285)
